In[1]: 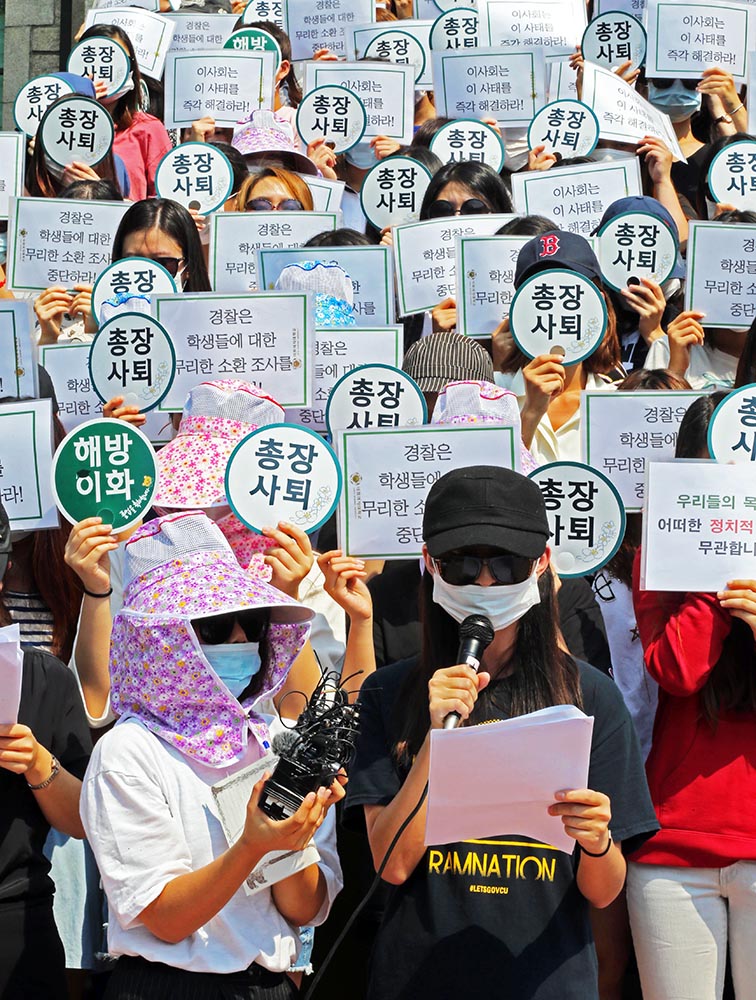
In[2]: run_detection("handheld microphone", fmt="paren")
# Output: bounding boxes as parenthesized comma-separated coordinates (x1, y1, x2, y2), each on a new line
(443, 614, 495, 730)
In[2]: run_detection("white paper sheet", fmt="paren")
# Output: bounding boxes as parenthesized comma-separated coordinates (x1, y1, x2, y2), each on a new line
(426, 705, 594, 853)
(0, 624, 23, 726)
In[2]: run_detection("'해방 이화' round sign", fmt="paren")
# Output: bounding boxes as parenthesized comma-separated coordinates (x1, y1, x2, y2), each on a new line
(51, 418, 159, 532)
(708, 383, 756, 464)
(707, 140, 756, 210)
(154, 142, 234, 216)
(360, 156, 433, 230)
(527, 100, 600, 159)
(88, 312, 176, 412)
(325, 363, 427, 436)
(91, 257, 178, 324)
(597, 210, 678, 291)
(39, 95, 114, 168)
(223, 27, 282, 70)
(528, 461, 626, 577)
(364, 30, 426, 85)
(67, 37, 131, 98)
(509, 269, 607, 365)
(581, 11, 646, 71)
(430, 8, 479, 50)
(13, 74, 76, 137)
(225, 423, 342, 535)
(296, 85, 367, 155)
(430, 119, 505, 172)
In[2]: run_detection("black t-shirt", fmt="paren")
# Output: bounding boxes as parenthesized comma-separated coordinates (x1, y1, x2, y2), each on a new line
(346, 657, 658, 1000)
(0, 650, 92, 904)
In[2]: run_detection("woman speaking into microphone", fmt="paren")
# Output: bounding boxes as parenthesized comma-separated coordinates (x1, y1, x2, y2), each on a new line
(346, 466, 658, 1000)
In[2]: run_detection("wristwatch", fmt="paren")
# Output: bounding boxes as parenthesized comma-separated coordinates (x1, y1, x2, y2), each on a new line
(27, 754, 61, 790)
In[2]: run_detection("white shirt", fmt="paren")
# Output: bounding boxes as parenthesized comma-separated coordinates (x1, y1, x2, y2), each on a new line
(80, 716, 342, 973)
(644, 335, 738, 389)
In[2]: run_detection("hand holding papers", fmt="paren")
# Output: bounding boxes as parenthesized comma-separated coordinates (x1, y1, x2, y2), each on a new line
(0, 624, 23, 726)
(426, 705, 594, 853)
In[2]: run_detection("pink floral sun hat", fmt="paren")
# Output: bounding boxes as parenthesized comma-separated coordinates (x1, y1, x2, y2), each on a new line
(154, 379, 284, 510)
(231, 109, 319, 176)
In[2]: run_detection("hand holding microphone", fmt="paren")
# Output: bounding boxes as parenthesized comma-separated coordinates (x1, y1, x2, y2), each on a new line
(428, 615, 495, 731)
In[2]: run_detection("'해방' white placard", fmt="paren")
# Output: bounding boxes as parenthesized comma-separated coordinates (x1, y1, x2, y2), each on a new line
(0, 398, 57, 530)
(304, 62, 416, 145)
(89, 313, 176, 413)
(67, 36, 132, 97)
(0, 134, 25, 220)
(164, 11, 239, 52)
(430, 7, 480, 50)
(432, 47, 546, 129)
(360, 157, 433, 231)
(511, 158, 643, 237)
(226, 424, 342, 534)
(285, 326, 403, 431)
(645, 0, 750, 82)
(209, 212, 339, 293)
(163, 50, 276, 130)
(0, 302, 36, 400)
(284, 0, 375, 59)
(581, 11, 646, 70)
(39, 96, 114, 169)
(685, 220, 756, 329)
(529, 461, 625, 577)
(337, 424, 520, 558)
(348, 21, 434, 88)
(91, 257, 178, 323)
(223, 27, 282, 67)
(527, 100, 600, 159)
(6, 197, 130, 293)
(325, 364, 426, 435)
(429, 119, 505, 170)
(581, 390, 704, 511)
(641, 461, 756, 591)
(85, 8, 176, 79)
(456, 234, 533, 338)
(13, 75, 76, 138)
(153, 292, 312, 410)
(597, 211, 678, 291)
(295, 85, 367, 155)
(393, 214, 516, 316)
(478, 0, 586, 54)
(154, 143, 234, 215)
(256, 245, 395, 326)
(707, 141, 756, 210)
(708, 384, 756, 464)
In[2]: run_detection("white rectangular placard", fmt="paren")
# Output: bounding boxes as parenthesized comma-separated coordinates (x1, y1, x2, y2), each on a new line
(39, 344, 99, 433)
(284, 0, 375, 59)
(642, 461, 756, 591)
(304, 63, 416, 144)
(580, 391, 705, 512)
(256, 245, 395, 326)
(0, 134, 25, 220)
(337, 425, 520, 558)
(646, 0, 750, 82)
(85, 8, 176, 78)
(478, 0, 586, 55)
(597, 0, 646, 14)
(580, 61, 685, 158)
(0, 302, 37, 400)
(6, 198, 129, 293)
(456, 235, 530, 338)
(685, 221, 756, 329)
(511, 159, 642, 237)
(394, 214, 515, 317)
(0, 399, 57, 530)
(163, 12, 238, 52)
(432, 47, 546, 128)
(347, 20, 434, 89)
(209, 212, 338, 292)
(298, 174, 345, 214)
(153, 292, 312, 410)
(163, 50, 276, 129)
(285, 326, 403, 431)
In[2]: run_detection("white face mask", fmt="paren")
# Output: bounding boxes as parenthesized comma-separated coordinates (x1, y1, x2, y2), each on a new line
(432, 565, 541, 632)
(201, 641, 261, 698)
(101, 72, 134, 106)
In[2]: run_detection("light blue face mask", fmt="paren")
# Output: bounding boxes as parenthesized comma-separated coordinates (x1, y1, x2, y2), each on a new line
(345, 141, 378, 170)
(201, 641, 261, 698)
(647, 81, 701, 123)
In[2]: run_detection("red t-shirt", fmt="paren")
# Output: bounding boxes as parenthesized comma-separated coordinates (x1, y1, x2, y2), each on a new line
(113, 112, 172, 201)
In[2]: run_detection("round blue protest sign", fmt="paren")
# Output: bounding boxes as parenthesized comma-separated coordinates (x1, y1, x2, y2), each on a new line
(430, 8, 479, 50)
(430, 119, 505, 172)
(364, 29, 427, 85)
(581, 12, 646, 72)
(39, 95, 114, 168)
(296, 85, 367, 155)
(67, 37, 131, 98)
(708, 383, 756, 464)
(325, 363, 427, 436)
(527, 100, 600, 159)
(510, 268, 607, 365)
(528, 461, 626, 577)
(13, 74, 76, 137)
(88, 312, 176, 413)
(225, 423, 343, 535)
(92, 257, 178, 324)
(597, 210, 677, 291)
(708, 141, 756, 210)
(154, 142, 234, 216)
(359, 156, 433, 230)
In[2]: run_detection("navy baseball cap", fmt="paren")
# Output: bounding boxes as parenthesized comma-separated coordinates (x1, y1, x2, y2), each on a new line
(514, 230, 602, 289)
(595, 196, 686, 279)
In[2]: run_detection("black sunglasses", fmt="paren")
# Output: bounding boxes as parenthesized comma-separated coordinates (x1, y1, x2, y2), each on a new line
(193, 609, 270, 645)
(648, 77, 698, 91)
(122, 253, 185, 277)
(245, 197, 303, 212)
(433, 554, 534, 587)
(427, 197, 491, 219)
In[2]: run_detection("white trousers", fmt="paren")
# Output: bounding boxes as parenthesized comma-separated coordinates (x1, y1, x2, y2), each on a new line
(626, 859, 756, 1000)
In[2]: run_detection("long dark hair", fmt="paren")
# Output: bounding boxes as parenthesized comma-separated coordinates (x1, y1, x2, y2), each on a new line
(420, 161, 513, 218)
(77, 23, 144, 131)
(111, 198, 211, 291)
(243, 20, 303, 107)
(392, 567, 582, 768)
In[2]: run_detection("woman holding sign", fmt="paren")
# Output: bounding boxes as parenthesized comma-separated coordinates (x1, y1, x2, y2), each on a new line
(347, 465, 657, 1000)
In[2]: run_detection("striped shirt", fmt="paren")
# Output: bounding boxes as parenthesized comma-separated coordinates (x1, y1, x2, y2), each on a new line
(5, 591, 54, 654)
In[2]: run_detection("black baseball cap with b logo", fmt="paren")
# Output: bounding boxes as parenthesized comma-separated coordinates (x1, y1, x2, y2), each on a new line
(514, 230, 602, 289)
